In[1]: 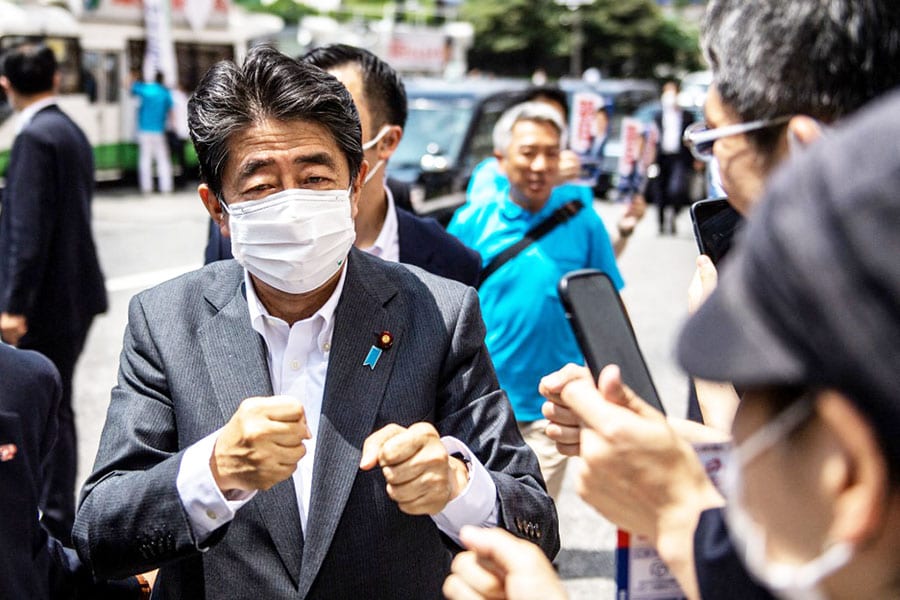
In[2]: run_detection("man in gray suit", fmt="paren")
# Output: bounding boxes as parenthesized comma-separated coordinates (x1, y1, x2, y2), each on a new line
(74, 46, 557, 598)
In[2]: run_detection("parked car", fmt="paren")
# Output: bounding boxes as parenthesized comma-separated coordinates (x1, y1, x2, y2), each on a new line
(387, 77, 528, 224)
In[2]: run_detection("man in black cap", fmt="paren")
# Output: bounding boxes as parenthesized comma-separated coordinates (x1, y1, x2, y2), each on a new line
(443, 89, 900, 600)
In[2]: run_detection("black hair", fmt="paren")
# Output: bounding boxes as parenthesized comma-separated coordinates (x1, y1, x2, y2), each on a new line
(1, 43, 57, 95)
(302, 44, 408, 129)
(187, 45, 363, 200)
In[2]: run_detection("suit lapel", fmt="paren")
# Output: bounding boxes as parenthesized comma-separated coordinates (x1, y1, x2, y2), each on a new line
(297, 250, 403, 597)
(197, 269, 304, 587)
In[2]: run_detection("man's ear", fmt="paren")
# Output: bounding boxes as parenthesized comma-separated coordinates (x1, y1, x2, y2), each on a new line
(377, 125, 404, 161)
(199, 183, 229, 238)
(816, 390, 890, 548)
(494, 151, 507, 175)
(787, 115, 825, 148)
(350, 160, 370, 220)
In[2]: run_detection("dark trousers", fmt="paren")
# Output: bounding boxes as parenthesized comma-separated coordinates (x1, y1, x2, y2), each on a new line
(20, 322, 91, 545)
(655, 153, 690, 233)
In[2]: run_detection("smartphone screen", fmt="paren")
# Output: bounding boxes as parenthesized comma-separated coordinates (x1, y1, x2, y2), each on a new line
(690, 198, 744, 265)
(558, 270, 665, 414)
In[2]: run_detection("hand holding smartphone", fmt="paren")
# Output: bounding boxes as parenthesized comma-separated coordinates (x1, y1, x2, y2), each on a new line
(558, 270, 665, 415)
(689, 198, 744, 265)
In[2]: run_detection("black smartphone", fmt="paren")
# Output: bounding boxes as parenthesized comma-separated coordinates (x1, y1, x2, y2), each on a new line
(690, 197, 744, 265)
(558, 269, 665, 414)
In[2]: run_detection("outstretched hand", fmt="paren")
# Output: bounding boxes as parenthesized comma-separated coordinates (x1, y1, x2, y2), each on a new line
(443, 526, 568, 600)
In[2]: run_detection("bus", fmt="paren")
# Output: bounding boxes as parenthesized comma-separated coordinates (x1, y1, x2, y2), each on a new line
(0, 0, 283, 182)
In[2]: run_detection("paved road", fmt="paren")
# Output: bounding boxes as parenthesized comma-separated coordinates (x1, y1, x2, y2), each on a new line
(73, 185, 699, 598)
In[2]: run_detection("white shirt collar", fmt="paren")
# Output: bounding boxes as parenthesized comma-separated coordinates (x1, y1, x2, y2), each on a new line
(16, 96, 58, 134)
(244, 264, 347, 343)
(365, 185, 400, 263)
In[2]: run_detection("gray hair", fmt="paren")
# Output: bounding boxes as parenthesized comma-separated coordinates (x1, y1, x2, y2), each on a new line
(187, 45, 364, 200)
(492, 101, 568, 155)
(702, 0, 900, 153)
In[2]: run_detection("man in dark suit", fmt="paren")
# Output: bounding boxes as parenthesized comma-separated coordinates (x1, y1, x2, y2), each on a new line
(0, 43, 107, 544)
(649, 80, 697, 235)
(0, 343, 148, 599)
(204, 45, 481, 288)
(74, 46, 557, 598)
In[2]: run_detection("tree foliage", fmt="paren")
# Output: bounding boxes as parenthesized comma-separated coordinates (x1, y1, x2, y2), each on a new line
(462, 0, 703, 79)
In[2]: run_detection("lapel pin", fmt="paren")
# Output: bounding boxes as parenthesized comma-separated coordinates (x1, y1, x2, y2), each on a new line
(363, 331, 394, 370)
(0, 443, 17, 462)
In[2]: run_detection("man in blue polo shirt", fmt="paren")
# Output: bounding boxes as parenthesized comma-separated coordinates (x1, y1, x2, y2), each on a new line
(448, 101, 622, 499)
(130, 70, 173, 194)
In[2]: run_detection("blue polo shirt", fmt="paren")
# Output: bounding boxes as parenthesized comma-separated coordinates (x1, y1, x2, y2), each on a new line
(131, 81, 173, 133)
(448, 185, 623, 422)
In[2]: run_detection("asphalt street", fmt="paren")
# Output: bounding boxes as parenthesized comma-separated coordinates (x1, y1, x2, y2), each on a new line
(73, 184, 699, 598)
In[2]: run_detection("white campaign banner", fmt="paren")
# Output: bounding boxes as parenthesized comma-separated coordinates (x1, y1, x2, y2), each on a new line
(143, 0, 177, 86)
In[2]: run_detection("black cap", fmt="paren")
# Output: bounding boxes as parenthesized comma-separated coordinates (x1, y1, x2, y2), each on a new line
(677, 89, 900, 456)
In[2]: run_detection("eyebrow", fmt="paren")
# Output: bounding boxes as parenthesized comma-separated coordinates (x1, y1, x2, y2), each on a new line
(236, 152, 339, 181)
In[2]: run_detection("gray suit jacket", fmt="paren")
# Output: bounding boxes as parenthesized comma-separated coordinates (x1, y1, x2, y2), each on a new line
(74, 249, 558, 598)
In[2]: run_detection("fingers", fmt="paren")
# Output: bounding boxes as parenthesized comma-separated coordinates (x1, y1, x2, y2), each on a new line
(687, 255, 718, 314)
(360, 423, 434, 470)
(445, 550, 506, 600)
(459, 526, 538, 575)
(597, 365, 665, 422)
(253, 395, 307, 422)
(538, 363, 592, 403)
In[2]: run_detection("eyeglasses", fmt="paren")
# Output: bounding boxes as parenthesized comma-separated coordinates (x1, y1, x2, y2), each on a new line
(683, 116, 792, 162)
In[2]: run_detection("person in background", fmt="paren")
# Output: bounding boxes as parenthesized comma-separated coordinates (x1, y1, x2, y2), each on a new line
(301, 44, 481, 286)
(0, 342, 151, 599)
(448, 101, 622, 501)
(465, 87, 645, 256)
(131, 70, 173, 194)
(0, 43, 108, 544)
(647, 80, 697, 235)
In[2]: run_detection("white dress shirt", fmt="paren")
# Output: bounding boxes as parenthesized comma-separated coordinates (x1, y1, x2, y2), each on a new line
(359, 185, 400, 263)
(661, 105, 683, 155)
(177, 264, 498, 547)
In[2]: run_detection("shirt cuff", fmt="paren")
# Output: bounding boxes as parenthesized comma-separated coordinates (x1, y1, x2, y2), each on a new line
(430, 436, 499, 546)
(176, 428, 257, 544)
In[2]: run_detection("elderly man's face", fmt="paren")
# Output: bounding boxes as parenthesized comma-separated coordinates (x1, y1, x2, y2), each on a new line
(705, 87, 771, 216)
(219, 117, 358, 210)
(499, 119, 561, 211)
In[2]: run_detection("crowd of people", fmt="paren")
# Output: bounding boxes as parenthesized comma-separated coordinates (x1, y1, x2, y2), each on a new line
(1, 0, 900, 598)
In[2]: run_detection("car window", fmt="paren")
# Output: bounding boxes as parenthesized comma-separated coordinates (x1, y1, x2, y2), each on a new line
(466, 97, 511, 171)
(392, 97, 475, 169)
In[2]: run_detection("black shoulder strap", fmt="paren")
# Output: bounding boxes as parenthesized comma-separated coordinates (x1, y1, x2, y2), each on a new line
(477, 200, 585, 288)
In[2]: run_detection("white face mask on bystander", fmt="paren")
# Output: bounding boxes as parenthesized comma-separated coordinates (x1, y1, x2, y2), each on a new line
(723, 399, 854, 600)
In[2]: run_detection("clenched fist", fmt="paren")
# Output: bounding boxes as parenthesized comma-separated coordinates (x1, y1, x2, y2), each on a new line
(211, 395, 311, 492)
(360, 422, 469, 516)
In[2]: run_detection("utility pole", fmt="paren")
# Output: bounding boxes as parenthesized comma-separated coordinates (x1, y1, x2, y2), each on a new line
(555, 0, 595, 78)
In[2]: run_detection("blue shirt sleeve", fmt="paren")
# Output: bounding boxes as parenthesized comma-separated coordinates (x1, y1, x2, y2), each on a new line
(584, 202, 624, 290)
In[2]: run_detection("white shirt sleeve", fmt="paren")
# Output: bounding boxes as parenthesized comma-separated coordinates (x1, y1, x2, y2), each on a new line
(430, 436, 500, 546)
(176, 429, 257, 544)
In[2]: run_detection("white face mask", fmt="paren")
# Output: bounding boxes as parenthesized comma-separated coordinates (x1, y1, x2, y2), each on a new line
(222, 187, 356, 294)
(362, 125, 391, 186)
(723, 398, 854, 600)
